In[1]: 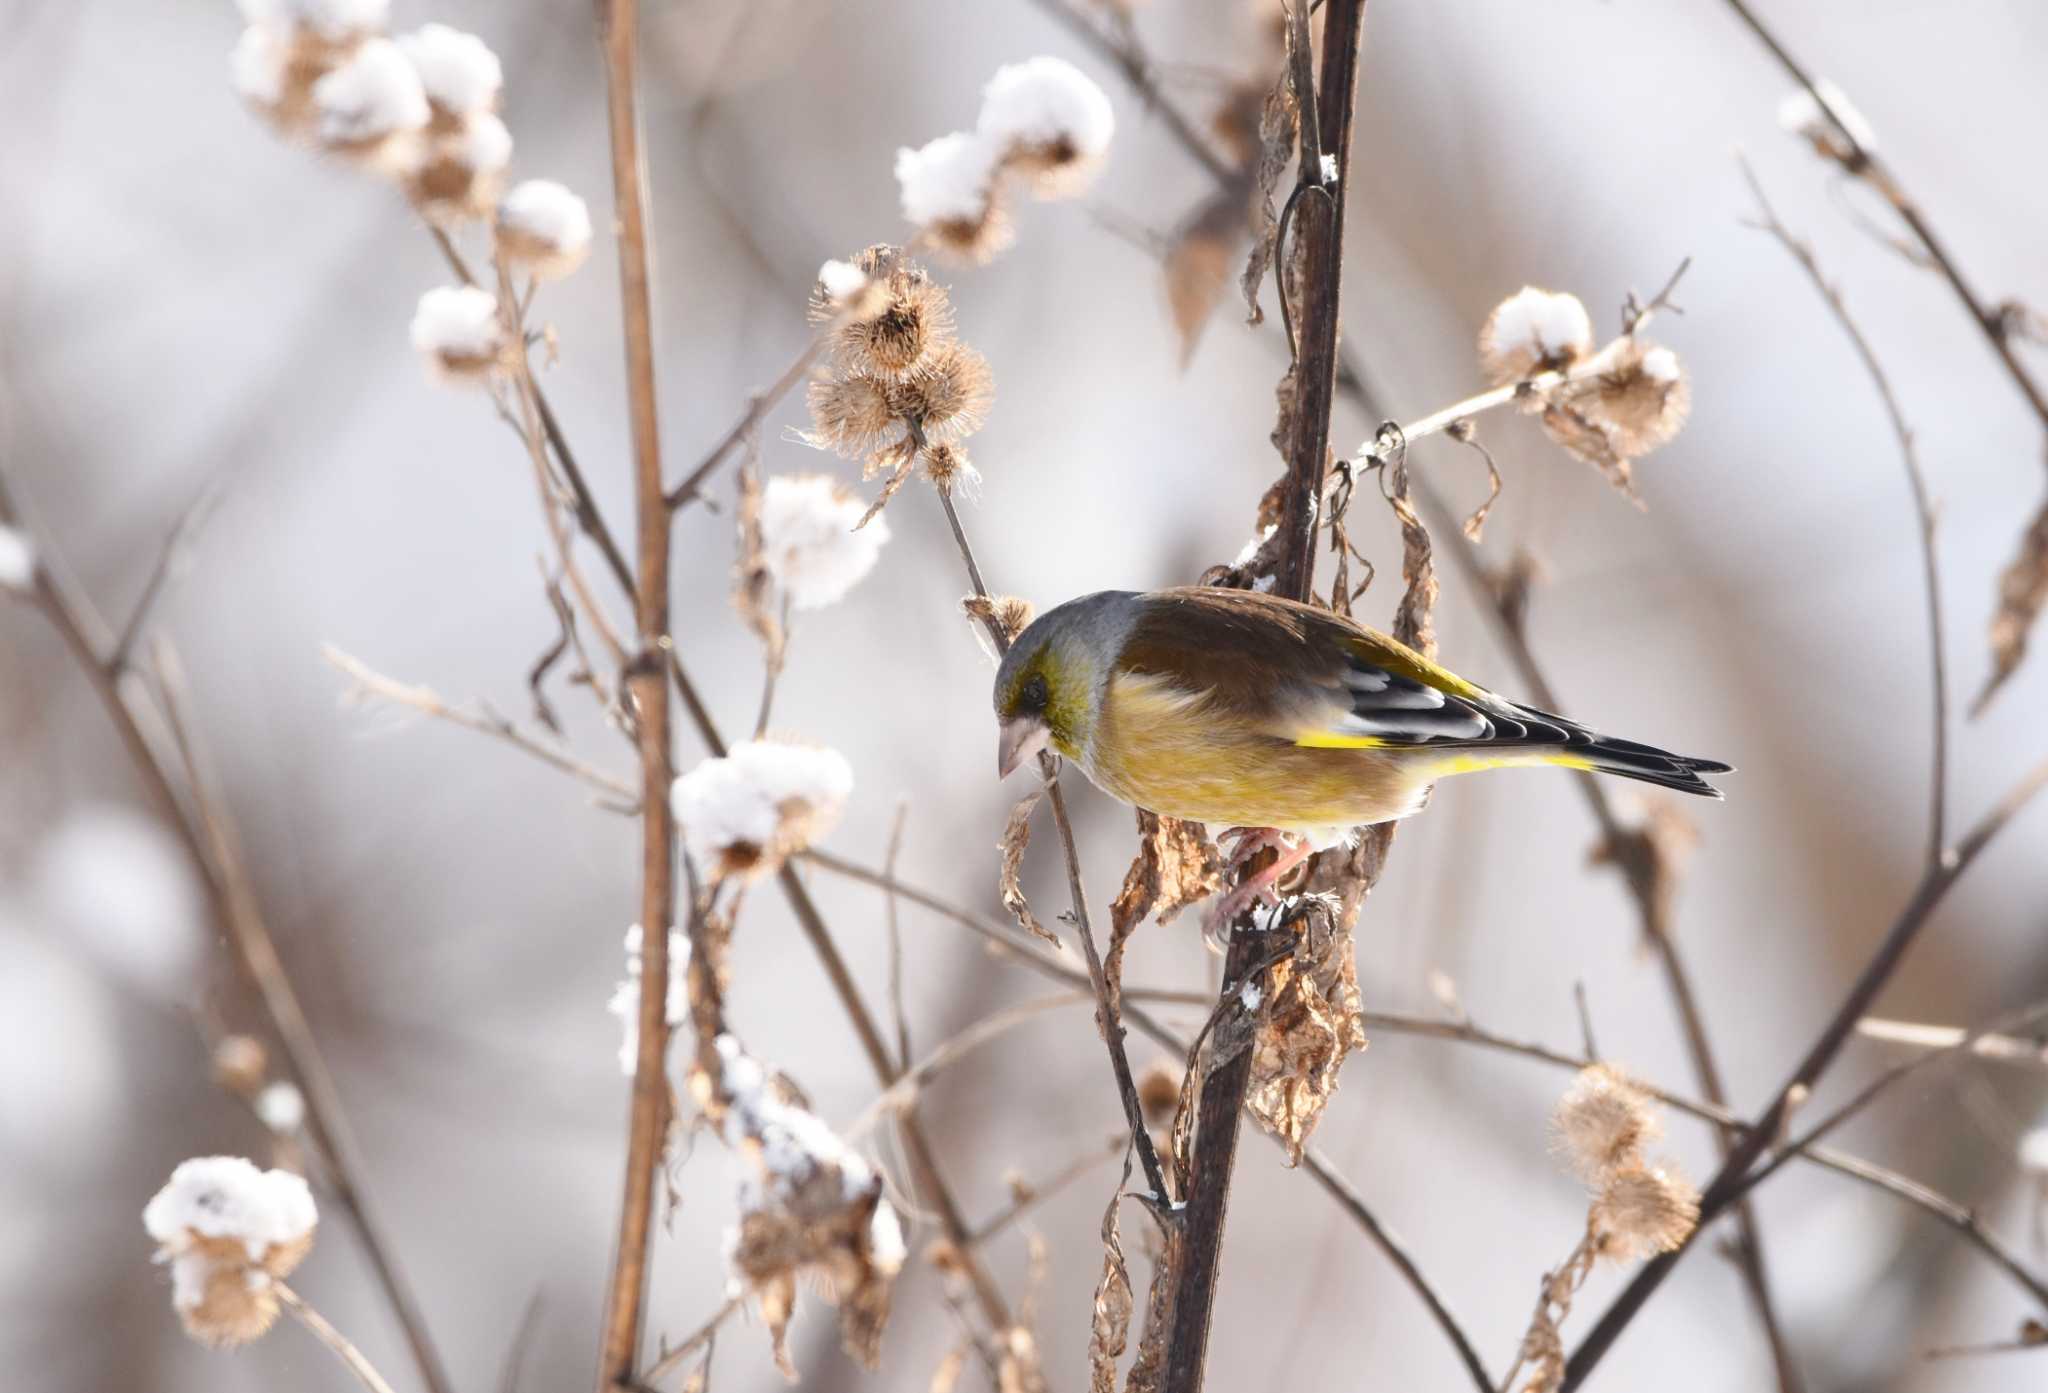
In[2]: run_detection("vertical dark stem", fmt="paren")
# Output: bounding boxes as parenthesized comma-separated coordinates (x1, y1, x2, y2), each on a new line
(1162, 7, 1368, 1391)
(593, 0, 678, 1387)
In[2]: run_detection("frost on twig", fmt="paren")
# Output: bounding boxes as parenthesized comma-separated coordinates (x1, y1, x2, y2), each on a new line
(894, 56, 1115, 262)
(143, 1156, 318, 1348)
(607, 924, 688, 1075)
(694, 1035, 905, 1377)
(671, 740, 853, 885)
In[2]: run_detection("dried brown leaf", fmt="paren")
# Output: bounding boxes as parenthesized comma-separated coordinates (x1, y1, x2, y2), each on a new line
(1243, 899, 1370, 1163)
(998, 789, 1061, 946)
(1384, 455, 1439, 657)
(1124, 1222, 1182, 1393)
(1238, 70, 1298, 326)
(1088, 1183, 1134, 1393)
(1973, 495, 2048, 717)
(1165, 183, 1250, 369)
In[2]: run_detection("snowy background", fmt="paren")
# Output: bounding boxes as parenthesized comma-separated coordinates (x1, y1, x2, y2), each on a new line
(5, 1, 2048, 1390)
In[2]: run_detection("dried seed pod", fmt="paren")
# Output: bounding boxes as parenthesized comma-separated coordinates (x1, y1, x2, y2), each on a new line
(1478, 286, 1593, 385)
(1579, 341, 1690, 459)
(818, 248, 957, 379)
(804, 374, 902, 459)
(887, 341, 993, 443)
(1549, 1063, 1659, 1184)
(1591, 1163, 1700, 1260)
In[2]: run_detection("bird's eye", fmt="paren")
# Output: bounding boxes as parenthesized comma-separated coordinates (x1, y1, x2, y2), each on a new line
(1019, 674, 1049, 713)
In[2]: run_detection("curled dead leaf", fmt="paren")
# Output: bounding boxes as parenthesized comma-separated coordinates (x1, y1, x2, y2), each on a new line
(1088, 1178, 1134, 1393)
(1244, 899, 1369, 1164)
(998, 789, 1061, 947)
(1238, 69, 1299, 326)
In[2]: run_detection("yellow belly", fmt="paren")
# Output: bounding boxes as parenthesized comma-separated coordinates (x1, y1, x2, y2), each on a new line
(1082, 677, 1434, 834)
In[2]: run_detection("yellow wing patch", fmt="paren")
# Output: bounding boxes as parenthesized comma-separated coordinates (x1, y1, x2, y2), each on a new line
(1294, 731, 1390, 750)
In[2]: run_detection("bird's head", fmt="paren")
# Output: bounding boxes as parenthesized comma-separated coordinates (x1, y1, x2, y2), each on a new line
(991, 591, 1136, 778)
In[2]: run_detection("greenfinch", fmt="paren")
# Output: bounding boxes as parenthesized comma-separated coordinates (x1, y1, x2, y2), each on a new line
(993, 587, 1727, 915)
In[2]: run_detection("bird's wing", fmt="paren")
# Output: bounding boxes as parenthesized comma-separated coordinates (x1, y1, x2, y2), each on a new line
(1123, 588, 1729, 796)
(1121, 586, 1506, 745)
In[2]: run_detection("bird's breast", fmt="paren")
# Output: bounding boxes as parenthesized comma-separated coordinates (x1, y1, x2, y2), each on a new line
(1085, 670, 1432, 833)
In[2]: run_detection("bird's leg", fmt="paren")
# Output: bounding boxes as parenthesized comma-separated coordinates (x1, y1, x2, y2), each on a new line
(1203, 828, 1313, 944)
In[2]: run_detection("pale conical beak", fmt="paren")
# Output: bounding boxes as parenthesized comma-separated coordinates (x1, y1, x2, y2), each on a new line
(997, 718, 1052, 780)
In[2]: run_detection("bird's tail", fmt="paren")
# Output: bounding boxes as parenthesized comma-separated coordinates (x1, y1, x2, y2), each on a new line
(1568, 732, 1732, 799)
(1427, 705, 1732, 799)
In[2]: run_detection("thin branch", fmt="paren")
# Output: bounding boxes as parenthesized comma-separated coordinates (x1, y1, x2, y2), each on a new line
(808, 847, 2048, 1332)
(431, 224, 638, 602)
(932, 479, 1171, 1207)
(1720, 0, 2048, 438)
(323, 644, 638, 803)
(0, 484, 457, 1393)
(108, 466, 236, 674)
(664, 334, 827, 511)
(1857, 1016, 2048, 1064)
(883, 802, 913, 1073)
(1564, 755, 2048, 1386)
(848, 992, 1094, 1139)
(1740, 155, 1948, 862)
(593, 2, 679, 1386)
(967, 1134, 1128, 1246)
(1366, 263, 1688, 460)
(277, 1283, 402, 1393)
(632, 1296, 742, 1392)
(1731, 999, 2048, 1205)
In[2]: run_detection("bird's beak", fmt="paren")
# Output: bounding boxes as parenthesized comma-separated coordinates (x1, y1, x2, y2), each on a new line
(997, 718, 1051, 780)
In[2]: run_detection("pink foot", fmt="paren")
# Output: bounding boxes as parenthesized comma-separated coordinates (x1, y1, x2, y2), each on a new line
(1202, 829, 1313, 943)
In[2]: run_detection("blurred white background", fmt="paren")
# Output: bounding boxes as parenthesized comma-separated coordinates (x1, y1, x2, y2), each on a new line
(4, 1, 2048, 1390)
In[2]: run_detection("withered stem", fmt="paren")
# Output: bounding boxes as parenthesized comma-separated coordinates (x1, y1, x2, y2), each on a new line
(1164, 7, 1369, 1393)
(593, 1, 679, 1386)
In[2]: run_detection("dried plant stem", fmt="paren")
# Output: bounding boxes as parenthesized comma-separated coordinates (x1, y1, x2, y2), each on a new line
(807, 848, 2048, 1337)
(1164, 9, 1369, 1392)
(323, 644, 638, 802)
(1731, 999, 2048, 1204)
(1351, 346, 1802, 1389)
(1719, 0, 2048, 437)
(665, 334, 828, 511)
(1370, 267, 1686, 461)
(1856, 1017, 2048, 1063)
(1564, 755, 2048, 1386)
(1740, 156, 1948, 861)
(277, 1283, 402, 1393)
(0, 477, 454, 1393)
(932, 481, 1173, 1207)
(593, 2, 679, 1387)
(632, 1296, 742, 1392)
(431, 227, 639, 603)
(968, 1134, 1129, 1245)
(849, 992, 1094, 1138)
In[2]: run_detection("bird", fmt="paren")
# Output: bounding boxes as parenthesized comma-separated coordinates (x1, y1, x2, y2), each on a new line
(991, 586, 1729, 929)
